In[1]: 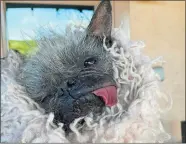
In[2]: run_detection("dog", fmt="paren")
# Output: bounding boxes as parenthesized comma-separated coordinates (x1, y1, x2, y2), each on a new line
(1, 1, 173, 142)
(17, 0, 118, 134)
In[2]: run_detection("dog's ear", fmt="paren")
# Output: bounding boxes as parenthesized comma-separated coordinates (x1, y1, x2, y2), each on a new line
(86, 0, 112, 38)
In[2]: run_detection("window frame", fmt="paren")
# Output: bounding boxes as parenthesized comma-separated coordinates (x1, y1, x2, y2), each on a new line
(1, 1, 130, 58)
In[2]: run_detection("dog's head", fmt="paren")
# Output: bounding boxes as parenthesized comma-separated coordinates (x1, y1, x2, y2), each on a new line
(19, 0, 117, 133)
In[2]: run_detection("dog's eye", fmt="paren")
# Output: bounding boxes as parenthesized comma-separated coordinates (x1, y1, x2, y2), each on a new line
(84, 57, 97, 67)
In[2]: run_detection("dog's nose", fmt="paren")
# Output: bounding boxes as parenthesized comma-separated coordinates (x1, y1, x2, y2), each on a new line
(67, 78, 76, 87)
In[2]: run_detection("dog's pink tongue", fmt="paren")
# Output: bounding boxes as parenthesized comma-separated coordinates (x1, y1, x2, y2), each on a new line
(92, 86, 117, 107)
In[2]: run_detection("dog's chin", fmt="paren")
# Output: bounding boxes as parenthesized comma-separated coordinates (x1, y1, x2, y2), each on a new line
(53, 92, 105, 133)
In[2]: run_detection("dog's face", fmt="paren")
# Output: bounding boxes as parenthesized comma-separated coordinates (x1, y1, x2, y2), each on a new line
(19, 1, 117, 133)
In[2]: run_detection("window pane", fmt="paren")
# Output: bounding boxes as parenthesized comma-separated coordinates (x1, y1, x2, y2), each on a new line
(6, 5, 94, 54)
(7, 7, 93, 40)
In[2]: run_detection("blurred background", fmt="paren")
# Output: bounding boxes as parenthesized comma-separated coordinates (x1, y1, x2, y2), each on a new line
(1, 0, 185, 142)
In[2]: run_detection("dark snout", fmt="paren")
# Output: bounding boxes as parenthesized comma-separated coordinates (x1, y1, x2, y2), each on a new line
(53, 71, 117, 133)
(66, 74, 116, 99)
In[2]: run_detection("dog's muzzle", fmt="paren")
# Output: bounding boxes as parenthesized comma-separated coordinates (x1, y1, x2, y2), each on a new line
(59, 73, 118, 107)
(44, 72, 118, 133)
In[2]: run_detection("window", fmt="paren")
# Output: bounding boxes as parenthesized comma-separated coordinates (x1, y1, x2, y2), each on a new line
(1, 1, 129, 58)
(6, 3, 94, 55)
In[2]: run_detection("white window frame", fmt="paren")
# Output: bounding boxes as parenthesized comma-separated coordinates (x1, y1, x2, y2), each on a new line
(1, 1, 8, 58)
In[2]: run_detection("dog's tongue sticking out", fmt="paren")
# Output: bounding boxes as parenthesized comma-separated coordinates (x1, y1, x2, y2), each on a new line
(92, 86, 117, 107)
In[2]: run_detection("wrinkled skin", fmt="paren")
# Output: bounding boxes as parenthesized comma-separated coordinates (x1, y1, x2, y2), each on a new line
(17, 0, 116, 133)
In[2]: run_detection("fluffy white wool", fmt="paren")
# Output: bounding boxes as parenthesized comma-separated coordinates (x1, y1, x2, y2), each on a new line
(1, 23, 173, 143)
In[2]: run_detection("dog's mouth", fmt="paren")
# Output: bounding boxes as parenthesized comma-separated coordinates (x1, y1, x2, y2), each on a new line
(66, 74, 118, 107)
(92, 86, 117, 107)
(68, 78, 118, 107)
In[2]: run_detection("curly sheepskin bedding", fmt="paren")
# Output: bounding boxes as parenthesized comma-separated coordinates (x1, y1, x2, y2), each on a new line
(1, 23, 173, 143)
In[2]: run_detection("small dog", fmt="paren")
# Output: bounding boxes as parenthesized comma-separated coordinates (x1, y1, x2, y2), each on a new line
(18, 0, 118, 133)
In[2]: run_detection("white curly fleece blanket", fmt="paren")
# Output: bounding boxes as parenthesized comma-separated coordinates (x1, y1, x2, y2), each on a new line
(1, 24, 173, 143)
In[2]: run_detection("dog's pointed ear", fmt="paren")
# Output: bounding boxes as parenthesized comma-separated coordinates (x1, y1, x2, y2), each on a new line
(86, 0, 112, 38)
